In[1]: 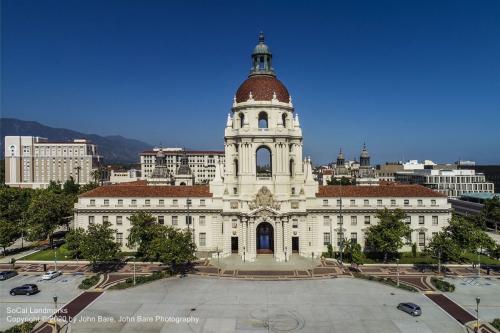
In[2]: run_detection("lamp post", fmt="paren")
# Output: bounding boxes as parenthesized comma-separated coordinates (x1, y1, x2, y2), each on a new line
(396, 258, 400, 287)
(132, 256, 136, 285)
(53, 246, 58, 271)
(285, 246, 287, 262)
(53, 295, 58, 332)
(186, 199, 193, 242)
(438, 249, 442, 275)
(475, 296, 480, 332)
(477, 247, 481, 278)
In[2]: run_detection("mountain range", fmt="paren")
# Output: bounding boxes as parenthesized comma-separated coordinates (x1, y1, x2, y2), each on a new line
(0, 118, 152, 164)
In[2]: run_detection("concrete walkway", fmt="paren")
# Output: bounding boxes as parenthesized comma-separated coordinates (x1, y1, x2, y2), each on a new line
(215, 254, 320, 270)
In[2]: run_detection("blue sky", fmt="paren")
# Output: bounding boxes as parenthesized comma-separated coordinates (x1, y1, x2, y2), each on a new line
(2, 0, 500, 164)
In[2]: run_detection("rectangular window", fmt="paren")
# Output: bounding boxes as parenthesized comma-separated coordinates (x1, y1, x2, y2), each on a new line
(172, 216, 178, 226)
(404, 199, 409, 206)
(172, 199, 178, 206)
(337, 215, 343, 225)
(117, 199, 123, 206)
(432, 216, 438, 226)
(350, 199, 355, 206)
(323, 216, 330, 226)
(145, 199, 150, 206)
(199, 233, 206, 246)
(418, 232, 426, 246)
(431, 199, 436, 206)
(186, 216, 192, 225)
(323, 199, 329, 206)
(90, 199, 95, 206)
(323, 232, 331, 245)
(292, 219, 299, 228)
(103, 216, 109, 223)
(232, 219, 238, 228)
(351, 216, 357, 226)
(377, 199, 382, 206)
(364, 199, 369, 206)
(364, 216, 370, 225)
(405, 234, 412, 245)
(131, 199, 137, 206)
(88, 216, 95, 224)
(199, 216, 206, 226)
(116, 232, 123, 245)
(200, 199, 206, 206)
(159, 199, 164, 206)
(103, 199, 109, 206)
(418, 199, 423, 206)
(158, 216, 164, 225)
(336, 199, 341, 206)
(350, 232, 357, 243)
(391, 199, 396, 206)
(116, 216, 123, 225)
(405, 216, 411, 225)
(419, 216, 425, 225)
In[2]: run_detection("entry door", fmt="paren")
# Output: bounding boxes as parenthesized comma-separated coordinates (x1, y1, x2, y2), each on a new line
(231, 237, 239, 253)
(292, 237, 299, 253)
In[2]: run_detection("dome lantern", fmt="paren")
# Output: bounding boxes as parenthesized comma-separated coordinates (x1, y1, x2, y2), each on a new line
(250, 32, 275, 77)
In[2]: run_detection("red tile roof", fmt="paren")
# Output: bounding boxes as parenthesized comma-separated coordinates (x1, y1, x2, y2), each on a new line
(235, 75, 290, 103)
(140, 150, 224, 155)
(79, 184, 212, 198)
(316, 185, 445, 197)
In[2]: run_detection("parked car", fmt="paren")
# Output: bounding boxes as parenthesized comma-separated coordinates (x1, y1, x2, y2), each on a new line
(397, 302, 422, 316)
(0, 271, 18, 281)
(42, 271, 62, 280)
(10, 284, 39, 296)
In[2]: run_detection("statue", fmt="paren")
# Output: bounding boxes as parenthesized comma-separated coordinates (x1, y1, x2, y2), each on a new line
(249, 186, 281, 210)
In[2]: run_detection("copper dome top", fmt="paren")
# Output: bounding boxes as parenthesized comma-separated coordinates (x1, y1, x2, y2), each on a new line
(235, 75, 290, 103)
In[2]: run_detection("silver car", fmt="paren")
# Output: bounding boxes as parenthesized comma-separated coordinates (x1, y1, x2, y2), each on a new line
(397, 302, 422, 316)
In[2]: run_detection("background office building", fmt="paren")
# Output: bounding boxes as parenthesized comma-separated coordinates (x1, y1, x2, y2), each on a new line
(4, 136, 101, 188)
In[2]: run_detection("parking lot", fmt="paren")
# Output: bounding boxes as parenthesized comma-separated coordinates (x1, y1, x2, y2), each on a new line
(71, 276, 463, 333)
(0, 272, 85, 330)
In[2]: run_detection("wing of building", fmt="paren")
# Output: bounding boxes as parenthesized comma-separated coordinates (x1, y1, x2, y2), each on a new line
(74, 33, 451, 262)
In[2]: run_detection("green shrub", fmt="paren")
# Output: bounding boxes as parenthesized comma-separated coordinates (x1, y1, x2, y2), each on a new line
(411, 243, 417, 258)
(431, 277, 455, 292)
(109, 271, 168, 290)
(353, 272, 418, 292)
(2, 320, 38, 333)
(79, 275, 100, 289)
(490, 318, 500, 330)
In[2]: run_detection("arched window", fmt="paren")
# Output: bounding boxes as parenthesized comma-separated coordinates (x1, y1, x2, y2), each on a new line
(258, 112, 268, 129)
(239, 113, 245, 128)
(282, 113, 287, 128)
(289, 159, 295, 176)
(234, 159, 239, 176)
(256, 146, 272, 177)
(180, 182, 186, 186)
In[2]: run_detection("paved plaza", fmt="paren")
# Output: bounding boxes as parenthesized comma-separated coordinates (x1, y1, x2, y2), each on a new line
(70, 276, 464, 333)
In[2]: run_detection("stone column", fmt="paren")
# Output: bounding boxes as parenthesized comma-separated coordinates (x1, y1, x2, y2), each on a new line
(248, 218, 256, 262)
(274, 218, 284, 262)
(222, 216, 232, 257)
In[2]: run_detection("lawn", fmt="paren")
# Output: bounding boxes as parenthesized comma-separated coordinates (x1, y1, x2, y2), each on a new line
(21, 244, 73, 261)
(461, 252, 500, 265)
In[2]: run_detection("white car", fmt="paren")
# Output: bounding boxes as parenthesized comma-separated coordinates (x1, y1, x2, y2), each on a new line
(41, 271, 62, 280)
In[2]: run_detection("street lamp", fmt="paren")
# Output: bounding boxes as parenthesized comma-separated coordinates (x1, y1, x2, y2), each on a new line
(285, 246, 287, 262)
(132, 256, 136, 285)
(396, 258, 400, 287)
(477, 247, 481, 278)
(476, 296, 480, 332)
(186, 199, 193, 242)
(53, 246, 58, 271)
(53, 295, 58, 332)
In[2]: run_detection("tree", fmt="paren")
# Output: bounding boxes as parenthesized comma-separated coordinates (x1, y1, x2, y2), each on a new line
(127, 212, 158, 257)
(427, 231, 462, 262)
(343, 239, 364, 265)
(0, 186, 32, 224)
(78, 182, 99, 194)
(364, 208, 411, 262)
(327, 176, 352, 186)
(0, 219, 19, 254)
(65, 228, 85, 259)
(23, 189, 73, 242)
(481, 197, 500, 230)
(445, 215, 496, 253)
(63, 176, 80, 196)
(80, 221, 120, 267)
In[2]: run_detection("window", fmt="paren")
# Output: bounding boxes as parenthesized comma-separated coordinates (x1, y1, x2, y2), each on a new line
(103, 216, 109, 223)
(364, 216, 371, 225)
(377, 199, 382, 206)
(88, 216, 95, 224)
(337, 199, 342, 206)
(233, 187, 238, 195)
(117, 199, 123, 206)
(199, 216, 206, 226)
(405, 216, 411, 225)
(90, 199, 95, 206)
(418, 199, 423, 206)
(323, 216, 330, 226)
(364, 199, 369, 206)
(116, 232, 123, 245)
(232, 219, 238, 228)
(200, 199, 206, 206)
(323, 199, 329, 206)
(418, 232, 426, 246)
(418, 216, 425, 225)
(145, 199, 150, 206)
(131, 199, 137, 206)
(159, 199, 164, 206)
(323, 232, 331, 245)
(258, 111, 268, 128)
(351, 216, 357, 226)
(337, 216, 343, 225)
(116, 216, 123, 225)
(172, 199, 178, 206)
(158, 216, 164, 225)
(256, 146, 271, 177)
(405, 234, 412, 245)
(172, 216, 178, 226)
(186, 216, 192, 225)
(404, 199, 409, 206)
(350, 232, 357, 243)
(391, 199, 396, 206)
(199, 233, 206, 246)
(350, 199, 355, 206)
(432, 216, 438, 226)
(431, 199, 436, 206)
(103, 199, 109, 206)
(292, 219, 299, 228)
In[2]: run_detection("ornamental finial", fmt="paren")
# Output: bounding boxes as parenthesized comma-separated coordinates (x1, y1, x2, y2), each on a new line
(259, 31, 265, 43)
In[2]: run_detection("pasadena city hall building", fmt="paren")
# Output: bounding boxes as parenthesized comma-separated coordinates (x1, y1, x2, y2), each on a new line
(75, 33, 451, 262)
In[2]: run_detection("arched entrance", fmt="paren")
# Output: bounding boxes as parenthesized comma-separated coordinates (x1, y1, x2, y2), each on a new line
(256, 222, 274, 254)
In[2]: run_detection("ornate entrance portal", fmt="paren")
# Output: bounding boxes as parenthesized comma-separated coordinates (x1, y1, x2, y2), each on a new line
(256, 222, 274, 254)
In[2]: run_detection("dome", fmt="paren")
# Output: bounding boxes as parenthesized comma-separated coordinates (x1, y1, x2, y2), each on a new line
(235, 75, 290, 103)
(253, 43, 270, 55)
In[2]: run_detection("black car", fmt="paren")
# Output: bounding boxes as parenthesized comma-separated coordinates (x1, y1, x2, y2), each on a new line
(10, 284, 39, 296)
(0, 271, 18, 281)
